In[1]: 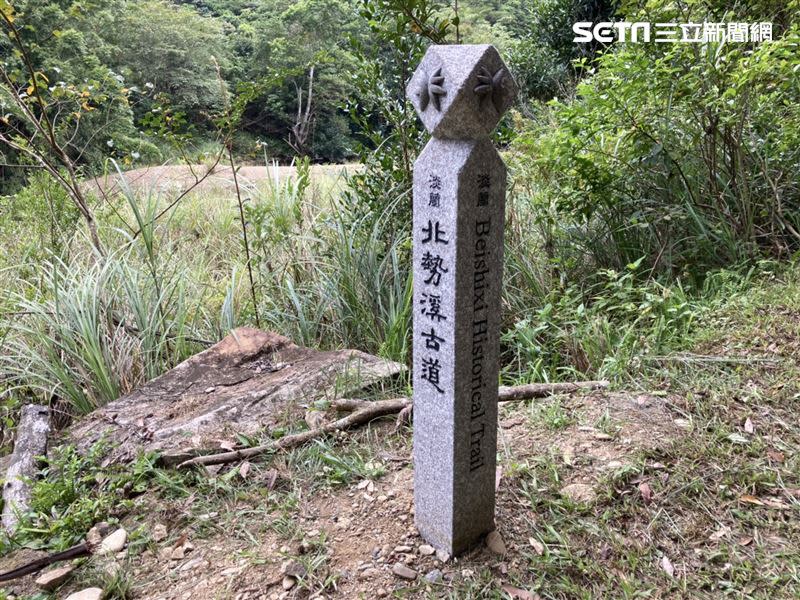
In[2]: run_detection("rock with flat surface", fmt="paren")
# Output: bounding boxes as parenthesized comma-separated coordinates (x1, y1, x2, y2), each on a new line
(62, 328, 405, 464)
(35, 564, 75, 591)
(65, 588, 103, 600)
(392, 563, 418, 580)
(97, 528, 127, 555)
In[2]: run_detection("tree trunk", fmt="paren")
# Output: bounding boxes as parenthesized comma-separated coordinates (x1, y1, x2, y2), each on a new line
(2, 405, 50, 535)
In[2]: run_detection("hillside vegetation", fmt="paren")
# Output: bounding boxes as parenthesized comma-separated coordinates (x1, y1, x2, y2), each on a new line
(0, 0, 799, 597)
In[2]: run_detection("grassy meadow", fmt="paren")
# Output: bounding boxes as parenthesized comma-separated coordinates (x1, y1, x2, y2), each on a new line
(0, 181, 798, 596)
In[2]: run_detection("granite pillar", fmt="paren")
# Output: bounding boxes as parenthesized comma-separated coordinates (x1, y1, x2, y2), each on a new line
(408, 44, 517, 556)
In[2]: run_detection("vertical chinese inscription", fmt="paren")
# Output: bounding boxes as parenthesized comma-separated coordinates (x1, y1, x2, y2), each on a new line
(417, 172, 451, 396)
(408, 44, 517, 557)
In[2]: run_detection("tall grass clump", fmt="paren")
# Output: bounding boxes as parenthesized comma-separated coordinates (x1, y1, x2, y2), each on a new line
(254, 183, 412, 362)
(315, 203, 412, 360)
(0, 173, 234, 417)
(0, 250, 205, 417)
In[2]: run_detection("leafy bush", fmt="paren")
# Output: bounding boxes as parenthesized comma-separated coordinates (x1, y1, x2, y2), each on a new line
(514, 5, 800, 283)
(502, 259, 701, 382)
(13, 442, 156, 551)
(505, 0, 618, 103)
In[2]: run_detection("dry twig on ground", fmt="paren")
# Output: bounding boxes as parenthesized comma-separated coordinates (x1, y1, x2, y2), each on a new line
(176, 380, 609, 469)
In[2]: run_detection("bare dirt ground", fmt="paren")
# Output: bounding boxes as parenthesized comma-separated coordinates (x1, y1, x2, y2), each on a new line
(87, 164, 352, 198)
(0, 388, 683, 599)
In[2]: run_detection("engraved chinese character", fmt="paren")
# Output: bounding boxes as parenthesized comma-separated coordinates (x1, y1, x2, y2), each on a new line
(477, 174, 490, 189)
(428, 174, 442, 190)
(421, 220, 449, 244)
(429, 192, 440, 208)
(420, 357, 444, 393)
(420, 251, 448, 286)
(420, 292, 446, 322)
(477, 191, 489, 207)
(421, 327, 445, 351)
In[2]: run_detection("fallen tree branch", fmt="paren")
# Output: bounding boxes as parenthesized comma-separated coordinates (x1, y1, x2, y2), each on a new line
(177, 397, 409, 469)
(497, 381, 609, 401)
(0, 542, 89, 583)
(331, 380, 609, 412)
(2, 404, 50, 534)
(176, 380, 608, 470)
(641, 353, 781, 365)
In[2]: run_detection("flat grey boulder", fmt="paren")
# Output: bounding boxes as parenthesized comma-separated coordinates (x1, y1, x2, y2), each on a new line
(62, 328, 406, 464)
(35, 564, 75, 591)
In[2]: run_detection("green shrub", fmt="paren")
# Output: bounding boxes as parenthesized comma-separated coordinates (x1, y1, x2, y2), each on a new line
(14, 442, 157, 551)
(502, 259, 699, 382)
(514, 4, 800, 283)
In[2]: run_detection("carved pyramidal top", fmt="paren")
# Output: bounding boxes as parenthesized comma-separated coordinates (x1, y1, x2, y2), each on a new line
(407, 44, 518, 140)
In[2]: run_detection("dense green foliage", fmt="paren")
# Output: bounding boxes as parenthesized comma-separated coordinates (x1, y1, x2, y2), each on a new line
(0, 0, 798, 413)
(1, 0, 598, 194)
(517, 0, 800, 284)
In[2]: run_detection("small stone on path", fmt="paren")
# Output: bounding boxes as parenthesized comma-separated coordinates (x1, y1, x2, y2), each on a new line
(65, 588, 103, 600)
(281, 559, 307, 579)
(560, 483, 597, 504)
(358, 568, 379, 580)
(282, 576, 296, 590)
(425, 569, 443, 583)
(153, 523, 168, 542)
(86, 522, 111, 548)
(35, 565, 75, 591)
(169, 540, 193, 561)
(419, 544, 435, 556)
(97, 528, 127, 555)
(486, 530, 506, 555)
(392, 563, 418, 580)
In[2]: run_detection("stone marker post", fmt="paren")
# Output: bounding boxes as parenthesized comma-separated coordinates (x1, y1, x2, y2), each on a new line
(408, 45, 517, 556)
